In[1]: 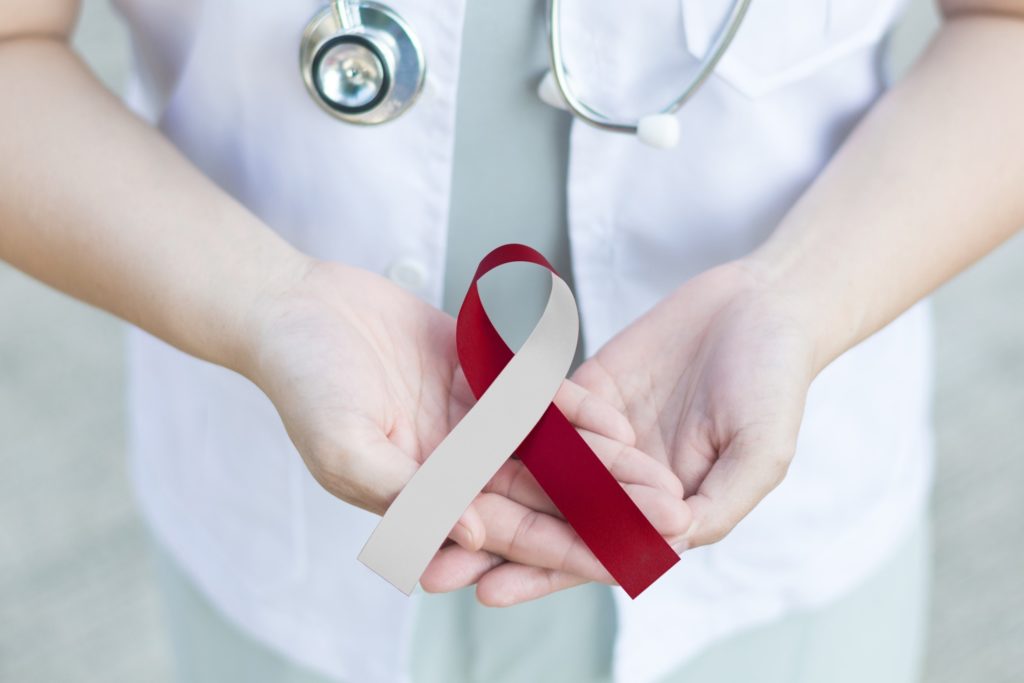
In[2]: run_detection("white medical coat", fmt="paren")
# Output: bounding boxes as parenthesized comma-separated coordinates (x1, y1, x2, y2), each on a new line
(115, 1, 933, 681)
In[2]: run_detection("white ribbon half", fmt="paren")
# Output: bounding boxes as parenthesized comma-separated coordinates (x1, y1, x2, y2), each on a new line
(358, 272, 580, 594)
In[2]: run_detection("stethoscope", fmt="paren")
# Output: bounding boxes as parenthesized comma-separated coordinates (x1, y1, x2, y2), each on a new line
(300, 0, 752, 149)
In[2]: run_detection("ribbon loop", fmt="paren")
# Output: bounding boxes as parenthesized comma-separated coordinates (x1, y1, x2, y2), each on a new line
(358, 244, 679, 598)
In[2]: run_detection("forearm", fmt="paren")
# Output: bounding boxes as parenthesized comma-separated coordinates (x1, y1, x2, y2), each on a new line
(0, 36, 310, 373)
(749, 10, 1024, 372)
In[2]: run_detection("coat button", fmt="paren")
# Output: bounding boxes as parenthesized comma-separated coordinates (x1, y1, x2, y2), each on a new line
(387, 256, 428, 290)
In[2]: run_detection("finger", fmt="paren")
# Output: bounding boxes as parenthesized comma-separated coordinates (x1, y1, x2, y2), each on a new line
(450, 499, 486, 551)
(466, 441, 689, 558)
(474, 509, 695, 607)
(447, 366, 476, 426)
(684, 433, 796, 548)
(484, 458, 560, 516)
(420, 545, 506, 593)
(452, 369, 634, 447)
(580, 430, 685, 499)
(315, 416, 420, 516)
(475, 524, 695, 608)
(485, 431, 685, 520)
(475, 561, 593, 607)
(621, 484, 692, 539)
(472, 490, 690, 582)
(426, 458, 690, 594)
(552, 379, 635, 445)
(568, 358, 627, 412)
(320, 417, 487, 551)
(485, 455, 691, 534)
(475, 492, 611, 582)
(665, 415, 719, 498)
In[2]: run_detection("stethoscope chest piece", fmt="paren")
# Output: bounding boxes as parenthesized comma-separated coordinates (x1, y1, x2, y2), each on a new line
(300, 1, 425, 124)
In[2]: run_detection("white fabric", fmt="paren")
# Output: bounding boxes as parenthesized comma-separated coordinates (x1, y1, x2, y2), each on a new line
(114, 1, 932, 683)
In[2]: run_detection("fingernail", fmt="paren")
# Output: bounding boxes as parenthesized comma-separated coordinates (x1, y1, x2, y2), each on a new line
(671, 535, 693, 554)
(452, 521, 474, 548)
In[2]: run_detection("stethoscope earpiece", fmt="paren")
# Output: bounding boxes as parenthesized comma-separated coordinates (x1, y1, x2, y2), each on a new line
(537, 71, 569, 111)
(300, 0, 425, 125)
(542, 0, 751, 149)
(537, 72, 681, 149)
(636, 115, 680, 150)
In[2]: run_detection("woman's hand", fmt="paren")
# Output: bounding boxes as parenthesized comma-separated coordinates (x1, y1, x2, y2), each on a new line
(458, 1, 1024, 608)
(469, 260, 821, 605)
(242, 258, 689, 585)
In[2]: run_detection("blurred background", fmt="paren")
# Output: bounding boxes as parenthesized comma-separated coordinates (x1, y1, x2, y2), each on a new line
(1, 1, 1022, 681)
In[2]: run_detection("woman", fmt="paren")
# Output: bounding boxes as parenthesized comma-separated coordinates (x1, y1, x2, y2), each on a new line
(1, 0, 1022, 681)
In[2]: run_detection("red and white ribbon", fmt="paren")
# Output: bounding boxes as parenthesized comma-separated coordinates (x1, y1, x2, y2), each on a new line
(358, 244, 679, 598)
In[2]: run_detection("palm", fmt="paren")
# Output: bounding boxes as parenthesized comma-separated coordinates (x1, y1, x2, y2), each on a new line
(249, 260, 690, 594)
(252, 261, 471, 515)
(469, 262, 822, 606)
(574, 262, 817, 547)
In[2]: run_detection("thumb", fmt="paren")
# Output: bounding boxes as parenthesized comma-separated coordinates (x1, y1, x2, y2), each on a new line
(683, 427, 797, 548)
(309, 419, 487, 553)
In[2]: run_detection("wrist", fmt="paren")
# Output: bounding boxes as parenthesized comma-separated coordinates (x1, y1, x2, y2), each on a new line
(734, 249, 862, 375)
(218, 241, 318, 382)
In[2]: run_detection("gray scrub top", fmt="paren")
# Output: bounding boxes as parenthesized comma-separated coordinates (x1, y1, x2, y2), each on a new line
(412, 5, 619, 683)
(440, 0, 574, 352)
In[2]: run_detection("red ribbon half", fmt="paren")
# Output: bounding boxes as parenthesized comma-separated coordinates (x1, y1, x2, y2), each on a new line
(457, 243, 679, 598)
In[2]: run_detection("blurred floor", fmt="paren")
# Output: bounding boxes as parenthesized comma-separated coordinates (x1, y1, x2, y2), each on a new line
(0, 1, 1021, 682)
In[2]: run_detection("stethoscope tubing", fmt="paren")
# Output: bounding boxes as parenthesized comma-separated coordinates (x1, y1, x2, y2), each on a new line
(332, 0, 362, 30)
(546, 0, 753, 135)
(304, 0, 753, 140)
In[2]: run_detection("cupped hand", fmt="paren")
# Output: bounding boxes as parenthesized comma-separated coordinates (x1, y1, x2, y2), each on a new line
(469, 260, 820, 605)
(243, 258, 688, 588)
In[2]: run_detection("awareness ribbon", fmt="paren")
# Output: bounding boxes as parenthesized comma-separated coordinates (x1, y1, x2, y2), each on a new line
(358, 244, 680, 598)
